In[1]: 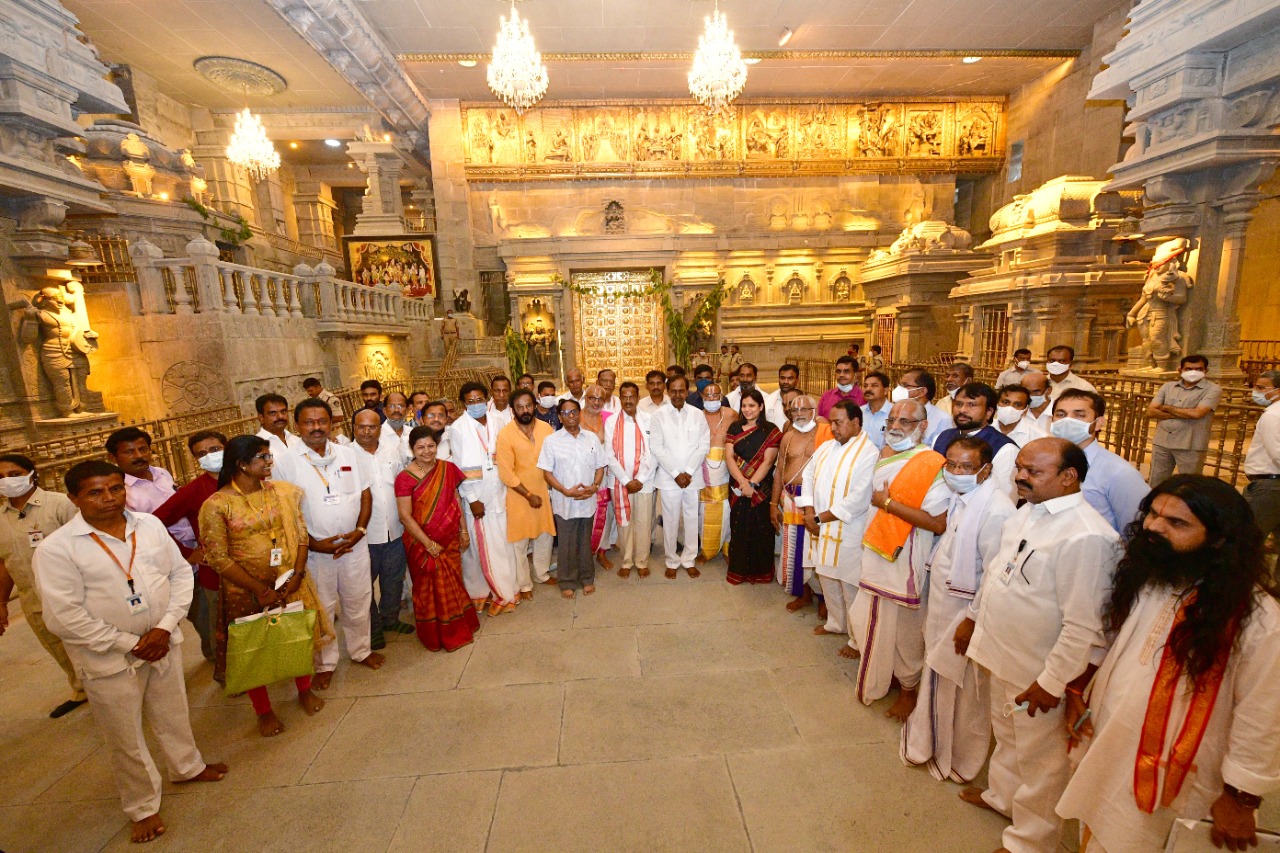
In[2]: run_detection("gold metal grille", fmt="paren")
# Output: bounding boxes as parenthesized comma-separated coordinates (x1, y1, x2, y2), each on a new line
(571, 270, 666, 385)
(978, 305, 1010, 368)
(874, 315, 897, 363)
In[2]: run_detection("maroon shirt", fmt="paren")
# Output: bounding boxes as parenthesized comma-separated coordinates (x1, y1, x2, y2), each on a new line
(817, 386, 866, 419)
(153, 473, 221, 590)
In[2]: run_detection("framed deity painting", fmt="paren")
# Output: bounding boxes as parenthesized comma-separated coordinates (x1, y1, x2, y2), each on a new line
(343, 236, 437, 298)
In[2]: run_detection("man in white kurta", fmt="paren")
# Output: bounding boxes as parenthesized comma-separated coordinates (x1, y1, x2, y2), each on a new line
(1057, 478, 1280, 853)
(901, 437, 1016, 783)
(796, 401, 877, 651)
(604, 383, 657, 577)
(649, 376, 711, 576)
(964, 437, 1120, 853)
(449, 383, 521, 612)
(34, 462, 224, 840)
(852, 401, 951, 716)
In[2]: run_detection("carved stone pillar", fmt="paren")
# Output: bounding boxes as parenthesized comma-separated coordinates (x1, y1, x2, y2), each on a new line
(347, 140, 406, 235)
(294, 180, 338, 252)
(191, 127, 257, 223)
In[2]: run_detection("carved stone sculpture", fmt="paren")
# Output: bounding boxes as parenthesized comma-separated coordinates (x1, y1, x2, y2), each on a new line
(452, 289, 472, 315)
(1127, 238, 1193, 371)
(13, 282, 100, 417)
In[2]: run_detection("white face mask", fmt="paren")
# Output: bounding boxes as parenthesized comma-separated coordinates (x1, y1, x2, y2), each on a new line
(891, 385, 912, 403)
(994, 405, 1025, 426)
(1050, 416, 1094, 445)
(1046, 361, 1070, 376)
(1029, 394, 1047, 409)
(886, 427, 921, 453)
(1015, 360, 1030, 370)
(943, 470, 982, 494)
(703, 399, 722, 413)
(792, 418, 816, 433)
(0, 472, 34, 498)
(538, 395, 558, 409)
(197, 450, 224, 474)
(1181, 370, 1205, 384)
(836, 382, 854, 393)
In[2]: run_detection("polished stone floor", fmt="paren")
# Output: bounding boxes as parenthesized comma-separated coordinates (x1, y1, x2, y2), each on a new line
(2, 554, 1276, 852)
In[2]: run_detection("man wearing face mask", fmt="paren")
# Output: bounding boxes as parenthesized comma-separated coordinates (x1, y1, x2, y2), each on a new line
(697, 382, 738, 568)
(1050, 389, 1149, 534)
(891, 369, 954, 446)
(152, 431, 228, 667)
(725, 362, 762, 413)
(935, 362, 974, 419)
(854, 399, 951, 720)
(901, 437, 1016, 784)
(995, 348, 1035, 390)
(687, 364, 715, 411)
(534, 380, 562, 429)
(959, 438, 1119, 853)
(1020, 370, 1054, 434)
(773, 394, 833, 613)
(1044, 344, 1096, 402)
(932, 383, 1019, 499)
(817, 356, 866, 419)
(1244, 369, 1280, 543)
(0, 453, 85, 717)
(993, 385, 1045, 446)
(1145, 354, 1221, 486)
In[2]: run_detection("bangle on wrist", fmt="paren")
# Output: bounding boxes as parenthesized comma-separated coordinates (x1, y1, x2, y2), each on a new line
(1065, 686, 1085, 697)
(883, 497, 893, 511)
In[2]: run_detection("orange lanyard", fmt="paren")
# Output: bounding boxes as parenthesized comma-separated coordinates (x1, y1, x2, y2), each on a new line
(90, 531, 138, 594)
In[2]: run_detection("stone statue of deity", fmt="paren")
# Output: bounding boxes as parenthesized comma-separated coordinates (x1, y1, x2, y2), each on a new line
(1126, 238, 1193, 371)
(13, 282, 100, 417)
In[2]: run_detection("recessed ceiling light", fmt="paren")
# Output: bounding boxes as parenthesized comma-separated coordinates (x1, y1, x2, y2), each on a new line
(778, 27, 793, 47)
(289, 141, 299, 149)
(962, 56, 982, 64)
(744, 57, 761, 65)
(325, 138, 341, 147)
(458, 59, 478, 68)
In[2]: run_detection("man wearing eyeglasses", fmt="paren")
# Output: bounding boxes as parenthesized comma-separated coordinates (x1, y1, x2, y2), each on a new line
(772, 394, 832, 614)
(891, 369, 953, 446)
(959, 437, 1119, 853)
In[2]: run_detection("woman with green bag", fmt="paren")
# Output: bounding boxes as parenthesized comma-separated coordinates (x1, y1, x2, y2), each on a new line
(199, 435, 335, 737)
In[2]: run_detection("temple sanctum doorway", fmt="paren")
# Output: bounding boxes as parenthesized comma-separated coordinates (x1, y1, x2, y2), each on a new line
(571, 270, 667, 384)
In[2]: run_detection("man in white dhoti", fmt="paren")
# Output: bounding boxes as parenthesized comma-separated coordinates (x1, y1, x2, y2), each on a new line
(772, 395, 831, 612)
(605, 382, 657, 578)
(961, 437, 1120, 853)
(449, 381, 521, 616)
(852, 399, 951, 720)
(797, 400, 877, 656)
(697, 382, 736, 567)
(34, 461, 227, 844)
(650, 375, 711, 578)
(901, 437, 1016, 782)
(1057, 475, 1280, 853)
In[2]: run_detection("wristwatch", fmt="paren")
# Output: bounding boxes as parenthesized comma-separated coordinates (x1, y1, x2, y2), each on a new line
(354, 526, 367, 535)
(1224, 783, 1263, 809)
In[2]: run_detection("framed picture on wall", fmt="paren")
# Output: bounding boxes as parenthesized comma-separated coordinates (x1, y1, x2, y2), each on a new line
(342, 235, 437, 298)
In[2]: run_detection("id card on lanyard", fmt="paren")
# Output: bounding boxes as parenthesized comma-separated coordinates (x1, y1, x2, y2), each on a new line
(90, 531, 148, 614)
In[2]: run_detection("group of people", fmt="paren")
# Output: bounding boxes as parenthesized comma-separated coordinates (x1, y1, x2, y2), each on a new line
(1, 351, 1277, 849)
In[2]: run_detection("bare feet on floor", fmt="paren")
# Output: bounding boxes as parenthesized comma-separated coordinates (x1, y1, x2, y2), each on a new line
(313, 670, 334, 690)
(665, 568, 678, 579)
(817, 602, 828, 620)
(813, 625, 834, 635)
(561, 588, 576, 599)
(837, 645, 861, 659)
(299, 690, 325, 716)
(686, 566, 701, 578)
(959, 787, 996, 811)
(257, 711, 285, 737)
(520, 590, 534, 601)
(358, 652, 386, 670)
(177, 762, 228, 783)
(694, 554, 707, 566)
(785, 592, 812, 612)
(596, 550, 614, 570)
(637, 567, 650, 578)
(131, 813, 165, 844)
(885, 687, 918, 722)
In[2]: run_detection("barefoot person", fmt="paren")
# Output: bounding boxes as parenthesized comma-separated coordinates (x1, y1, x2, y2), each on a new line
(797, 401, 877, 657)
(772, 394, 831, 611)
(272, 398, 384, 689)
(496, 389, 557, 598)
(605, 382, 657, 579)
(199, 436, 332, 736)
(960, 438, 1119, 853)
(35, 460, 228, 843)
(580, 384, 617, 571)
(538, 400, 607, 598)
(852, 399, 950, 720)
(697, 382, 737, 570)
(650, 376, 711, 579)
(900, 437, 1016, 783)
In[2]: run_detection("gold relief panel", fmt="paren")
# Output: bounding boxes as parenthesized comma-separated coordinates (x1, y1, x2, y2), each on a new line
(569, 271, 666, 384)
(460, 98, 1003, 180)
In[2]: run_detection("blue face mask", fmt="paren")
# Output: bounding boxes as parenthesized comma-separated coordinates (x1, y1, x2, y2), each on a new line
(466, 402, 488, 420)
(695, 378, 711, 393)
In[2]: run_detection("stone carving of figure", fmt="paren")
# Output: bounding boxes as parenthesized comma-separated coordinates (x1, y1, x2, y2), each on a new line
(440, 308, 461, 372)
(604, 201, 624, 234)
(13, 282, 100, 417)
(453, 289, 472, 315)
(1126, 238, 1193, 371)
(786, 276, 804, 304)
(834, 276, 851, 301)
(738, 277, 756, 304)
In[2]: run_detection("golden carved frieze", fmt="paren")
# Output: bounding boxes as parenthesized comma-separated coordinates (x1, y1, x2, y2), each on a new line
(461, 99, 1004, 181)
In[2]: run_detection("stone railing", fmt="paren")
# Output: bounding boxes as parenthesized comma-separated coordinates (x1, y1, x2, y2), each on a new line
(128, 235, 430, 335)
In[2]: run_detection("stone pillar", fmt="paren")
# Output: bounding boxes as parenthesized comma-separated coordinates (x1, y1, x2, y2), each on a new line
(191, 127, 257, 223)
(346, 140, 406, 235)
(294, 180, 339, 252)
(425, 100, 480, 307)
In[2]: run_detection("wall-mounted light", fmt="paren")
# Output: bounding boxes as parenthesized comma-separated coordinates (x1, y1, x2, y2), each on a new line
(962, 56, 982, 64)
(458, 59, 478, 67)
(289, 141, 299, 149)
(778, 27, 793, 46)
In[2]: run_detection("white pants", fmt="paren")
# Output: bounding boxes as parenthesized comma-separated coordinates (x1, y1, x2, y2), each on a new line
(817, 573, 857, 640)
(617, 491, 656, 569)
(659, 486, 700, 568)
(83, 655, 206, 821)
(985, 672, 1072, 853)
(311, 546, 373, 672)
(900, 659, 991, 783)
(513, 532, 553, 591)
(461, 503, 520, 605)
(850, 590, 925, 705)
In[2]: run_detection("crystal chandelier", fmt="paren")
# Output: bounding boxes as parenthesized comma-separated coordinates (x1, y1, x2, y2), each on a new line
(487, 0, 549, 114)
(689, 0, 748, 112)
(225, 106, 280, 180)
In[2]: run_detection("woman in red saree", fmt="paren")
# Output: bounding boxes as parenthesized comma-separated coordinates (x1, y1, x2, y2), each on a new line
(725, 389, 782, 584)
(395, 426, 479, 651)
(581, 384, 616, 569)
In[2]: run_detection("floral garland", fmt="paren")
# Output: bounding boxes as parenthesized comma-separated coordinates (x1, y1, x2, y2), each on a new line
(551, 269, 669, 299)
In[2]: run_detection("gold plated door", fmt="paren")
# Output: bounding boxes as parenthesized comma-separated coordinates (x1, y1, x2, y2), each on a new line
(571, 270, 666, 384)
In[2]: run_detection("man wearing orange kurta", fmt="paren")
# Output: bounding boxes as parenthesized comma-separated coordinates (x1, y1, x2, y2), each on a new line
(496, 389, 557, 598)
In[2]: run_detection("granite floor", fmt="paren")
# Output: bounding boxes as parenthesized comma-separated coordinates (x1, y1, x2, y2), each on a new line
(2, 553, 1276, 853)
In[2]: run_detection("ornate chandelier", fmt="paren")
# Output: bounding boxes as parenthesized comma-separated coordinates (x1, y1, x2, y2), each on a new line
(689, 0, 748, 112)
(225, 106, 280, 180)
(487, 0, 549, 114)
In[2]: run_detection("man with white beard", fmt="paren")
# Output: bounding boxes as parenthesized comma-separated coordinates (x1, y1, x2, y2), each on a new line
(901, 437, 1016, 783)
(772, 394, 832, 612)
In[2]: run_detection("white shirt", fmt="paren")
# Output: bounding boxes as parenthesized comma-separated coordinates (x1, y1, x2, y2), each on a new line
(487, 401, 514, 431)
(796, 433, 878, 577)
(1244, 400, 1280, 475)
(448, 414, 505, 506)
(604, 410, 657, 493)
(995, 366, 1033, 389)
(924, 401, 954, 447)
(557, 390, 587, 409)
(1047, 371, 1097, 401)
(274, 441, 368, 539)
(353, 442, 405, 544)
(34, 510, 192, 680)
(967, 492, 1120, 697)
(256, 427, 304, 460)
(124, 465, 194, 546)
(537, 428, 606, 519)
(378, 420, 411, 462)
(649, 403, 712, 490)
(638, 395, 669, 416)
(601, 395, 622, 415)
(764, 389, 789, 429)
(930, 484, 1018, 620)
(997, 413, 1046, 447)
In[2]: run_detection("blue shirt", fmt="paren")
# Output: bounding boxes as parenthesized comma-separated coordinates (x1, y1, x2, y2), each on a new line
(1081, 441, 1150, 534)
(535, 407, 561, 430)
(860, 402, 890, 449)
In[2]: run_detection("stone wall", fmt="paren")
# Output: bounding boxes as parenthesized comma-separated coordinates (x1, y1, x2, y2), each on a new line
(1238, 172, 1280, 341)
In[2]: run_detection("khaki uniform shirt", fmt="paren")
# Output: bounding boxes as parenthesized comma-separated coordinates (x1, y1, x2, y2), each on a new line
(1152, 379, 1222, 451)
(0, 487, 77, 614)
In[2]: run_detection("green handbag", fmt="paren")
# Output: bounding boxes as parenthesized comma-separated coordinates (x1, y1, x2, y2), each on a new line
(224, 607, 317, 696)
